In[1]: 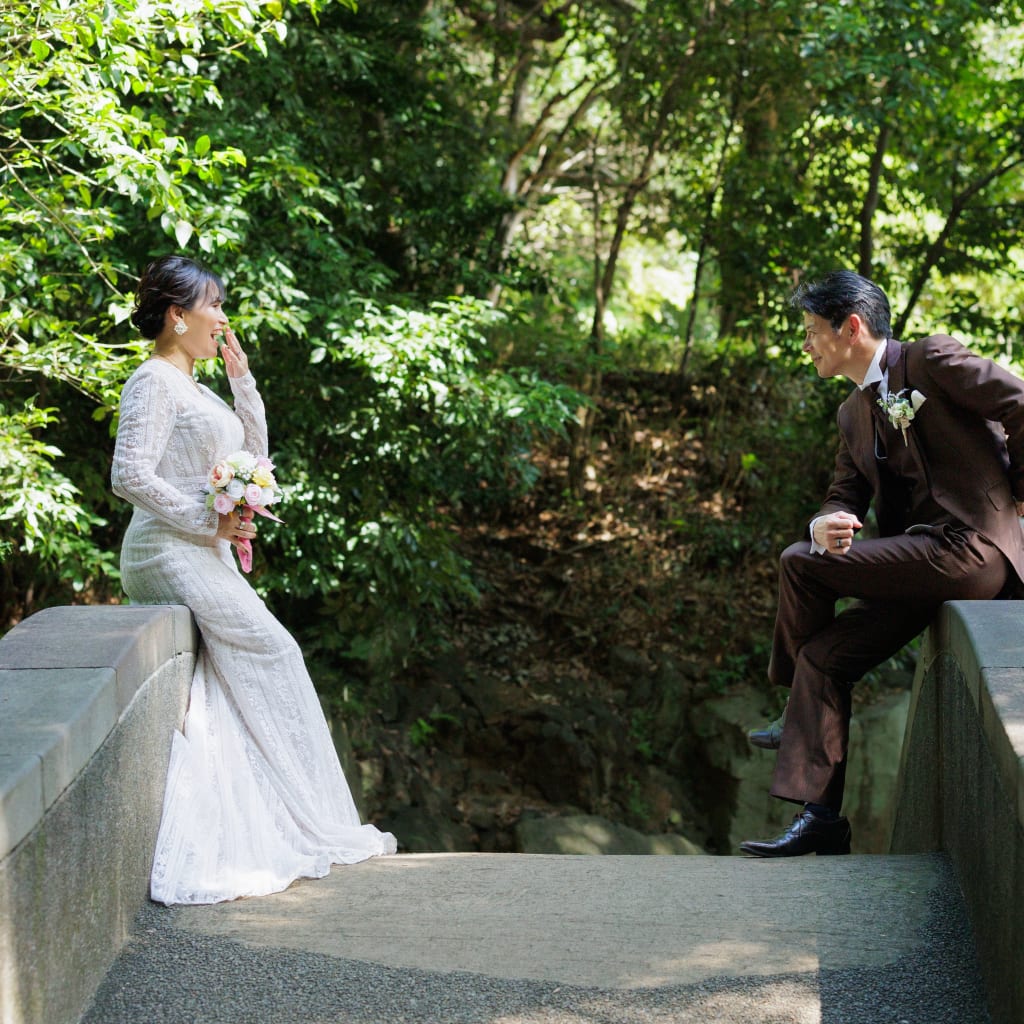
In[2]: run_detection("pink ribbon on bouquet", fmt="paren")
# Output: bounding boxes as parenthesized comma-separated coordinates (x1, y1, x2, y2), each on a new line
(236, 503, 284, 574)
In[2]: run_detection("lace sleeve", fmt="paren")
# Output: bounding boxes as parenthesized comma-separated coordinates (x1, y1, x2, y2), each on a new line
(111, 369, 220, 535)
(229, 372, 269, 458)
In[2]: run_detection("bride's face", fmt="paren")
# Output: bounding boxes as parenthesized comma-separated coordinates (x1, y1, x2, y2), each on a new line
(179, 285, 229, 359)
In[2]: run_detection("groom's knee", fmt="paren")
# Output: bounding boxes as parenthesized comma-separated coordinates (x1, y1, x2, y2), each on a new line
(779, 540, 813, 571)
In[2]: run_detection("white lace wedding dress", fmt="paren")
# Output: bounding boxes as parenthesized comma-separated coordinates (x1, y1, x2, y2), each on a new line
(111, 358, 396, 905)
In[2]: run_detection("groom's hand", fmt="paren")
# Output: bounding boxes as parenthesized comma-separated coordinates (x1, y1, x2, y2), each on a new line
(813, 511, 862, 556)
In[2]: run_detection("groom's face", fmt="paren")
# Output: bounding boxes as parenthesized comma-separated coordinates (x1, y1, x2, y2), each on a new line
(802, 313, 851, 379)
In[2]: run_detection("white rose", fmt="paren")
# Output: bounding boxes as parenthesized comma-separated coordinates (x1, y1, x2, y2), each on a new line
(226, 450, 257, 476)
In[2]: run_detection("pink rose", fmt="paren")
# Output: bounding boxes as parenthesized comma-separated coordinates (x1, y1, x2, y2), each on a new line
(244, 483, 263, 505)
(213, 492, 235, 515)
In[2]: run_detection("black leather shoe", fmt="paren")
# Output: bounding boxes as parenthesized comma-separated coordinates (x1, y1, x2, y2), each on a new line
(740, 809, 852, 858)
(747, 712, 784, 750)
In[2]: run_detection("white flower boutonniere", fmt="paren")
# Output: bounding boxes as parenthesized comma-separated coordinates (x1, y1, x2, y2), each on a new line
(877, 388, 927, 445)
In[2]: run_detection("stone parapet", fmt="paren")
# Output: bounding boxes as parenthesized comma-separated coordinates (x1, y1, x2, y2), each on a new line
(0, 605, 196, 1024)
(891, 600, 1024, 1024)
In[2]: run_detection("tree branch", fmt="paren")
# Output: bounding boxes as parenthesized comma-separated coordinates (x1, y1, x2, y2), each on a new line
(896, 148, 1024, 336)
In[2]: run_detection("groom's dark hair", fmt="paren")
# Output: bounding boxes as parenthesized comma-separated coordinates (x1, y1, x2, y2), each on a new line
(790, 270, 892, 339)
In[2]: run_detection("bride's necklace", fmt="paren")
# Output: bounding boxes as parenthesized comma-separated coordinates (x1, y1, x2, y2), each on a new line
(153, 353, 202, 393)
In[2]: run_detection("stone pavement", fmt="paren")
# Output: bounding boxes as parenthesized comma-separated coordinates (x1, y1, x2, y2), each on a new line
(81, 852, 991, 1024)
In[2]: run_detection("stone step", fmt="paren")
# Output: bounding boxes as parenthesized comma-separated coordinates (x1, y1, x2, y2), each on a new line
(82, 851, 991, 1024)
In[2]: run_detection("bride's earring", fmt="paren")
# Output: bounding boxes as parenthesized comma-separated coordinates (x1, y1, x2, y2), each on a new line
(174, 320, 187, 336)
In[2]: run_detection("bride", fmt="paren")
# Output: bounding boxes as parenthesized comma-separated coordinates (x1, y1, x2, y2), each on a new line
(111, 254, 396, 905)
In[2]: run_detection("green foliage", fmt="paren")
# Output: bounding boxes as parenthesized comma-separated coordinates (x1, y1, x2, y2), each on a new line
(0, 400, 118, 619)
(252, 295, 579, 680)
(0, 0, 339, 367)
(0, 0, 339, 616)
(673, 340, 844, 570)
(705, 0, 1024, 343)
(408, 710, 460, 749)
(629, 708, 655, 761)
(5, 0, 1024, 693)
(478, 0, 1024, 363)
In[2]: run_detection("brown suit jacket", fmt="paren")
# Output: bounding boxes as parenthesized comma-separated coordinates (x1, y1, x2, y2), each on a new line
(816, 334, 1024, 588)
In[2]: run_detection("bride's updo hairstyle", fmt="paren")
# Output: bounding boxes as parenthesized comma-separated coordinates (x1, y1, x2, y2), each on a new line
(131, 254, 226, 340)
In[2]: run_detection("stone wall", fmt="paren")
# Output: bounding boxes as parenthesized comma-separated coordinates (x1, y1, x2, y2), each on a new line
(891, 600, 1024, 1024)
(0, 605, 195, 1024)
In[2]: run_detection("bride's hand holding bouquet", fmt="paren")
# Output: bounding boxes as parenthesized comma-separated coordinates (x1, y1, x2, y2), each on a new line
(207, 451, 283, 573)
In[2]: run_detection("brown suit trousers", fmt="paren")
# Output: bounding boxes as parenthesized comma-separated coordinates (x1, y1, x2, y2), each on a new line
(768, 527, 1009, 809)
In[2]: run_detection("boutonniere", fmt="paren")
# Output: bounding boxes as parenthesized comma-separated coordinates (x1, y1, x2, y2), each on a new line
(877, 388, 927, 445)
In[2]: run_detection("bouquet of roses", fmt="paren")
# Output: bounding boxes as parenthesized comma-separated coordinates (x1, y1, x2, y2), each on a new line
(205, 450, 283, 573)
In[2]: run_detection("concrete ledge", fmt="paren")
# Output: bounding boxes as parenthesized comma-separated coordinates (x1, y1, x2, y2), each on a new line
(0, 605, 195, 859)
(891, 600, 1024, 1024)
(0, 605, 196, 1024)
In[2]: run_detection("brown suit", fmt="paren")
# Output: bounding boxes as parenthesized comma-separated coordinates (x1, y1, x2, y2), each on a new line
(770, 334, 1024, 809)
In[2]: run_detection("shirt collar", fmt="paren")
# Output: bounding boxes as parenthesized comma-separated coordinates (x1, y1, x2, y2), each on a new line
(858, 340, 887, 391)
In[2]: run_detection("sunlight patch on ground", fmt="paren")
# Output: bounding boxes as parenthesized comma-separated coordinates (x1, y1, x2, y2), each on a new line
(633, 944, 819, 988)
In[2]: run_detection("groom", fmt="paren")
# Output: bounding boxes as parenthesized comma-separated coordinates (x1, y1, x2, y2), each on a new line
(740, 270, 1024, 857)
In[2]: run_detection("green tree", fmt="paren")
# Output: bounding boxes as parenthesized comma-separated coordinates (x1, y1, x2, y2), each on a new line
(0, 0, 579, 673)
(1, 0, 334, 622)
(706, 0, 1024, 351)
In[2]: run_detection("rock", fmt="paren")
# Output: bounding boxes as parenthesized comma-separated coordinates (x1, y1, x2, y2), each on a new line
(510, 713, 595, 804)
(507, 698, 632, 807)
(452, 670, 518, 724)
(516, 813, 704, 855)
(607, 645, 653, 700)
(382, 806, 476, 853)
(356, 758, 383, 817)
(724, 751, 793, 852)
(690, 684, 912, 854)
(322, 702, 365, 818)
(845, 689, 912, 851)
(680, 687, 791, 852)
(649, 652, 698, 749)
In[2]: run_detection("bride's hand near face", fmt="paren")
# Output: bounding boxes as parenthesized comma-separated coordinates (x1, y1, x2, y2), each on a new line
(221, 327, 249, 378)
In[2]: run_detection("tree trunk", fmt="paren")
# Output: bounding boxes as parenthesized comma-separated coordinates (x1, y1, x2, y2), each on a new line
(678, 92, 742, 383)
(568, 72, 687, 495)
(857, 120, 889, 279)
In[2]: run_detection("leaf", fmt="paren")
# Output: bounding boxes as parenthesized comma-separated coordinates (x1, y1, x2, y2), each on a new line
(30, 39, 51, 61)
(194, 134, 211, 156)
(174, 220, 194, 247)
